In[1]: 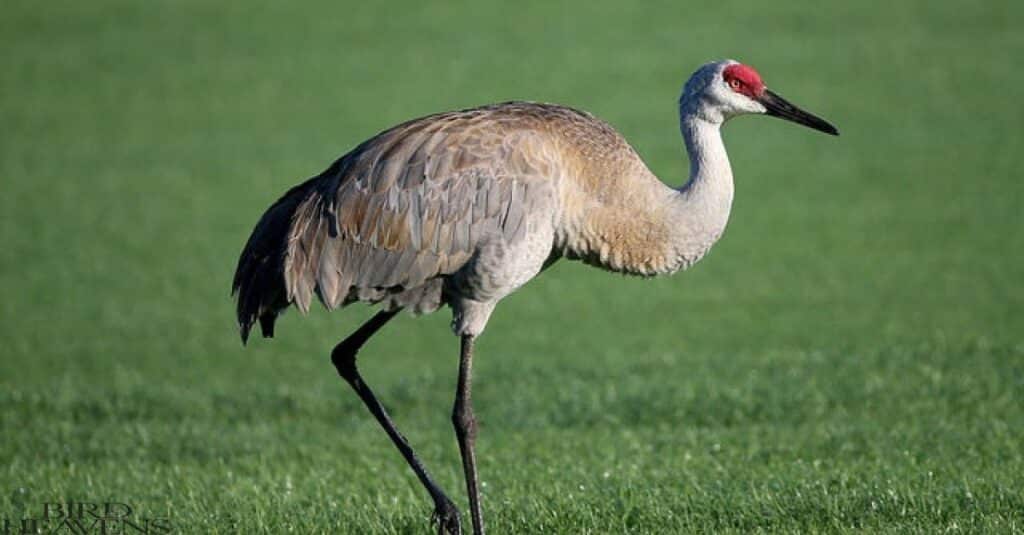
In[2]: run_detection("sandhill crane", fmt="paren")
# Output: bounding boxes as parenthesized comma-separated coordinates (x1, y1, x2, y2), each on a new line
(232, 59, 837, 534)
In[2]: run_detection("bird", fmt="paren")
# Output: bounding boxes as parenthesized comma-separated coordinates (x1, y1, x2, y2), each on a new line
(232, 59, 838, 535)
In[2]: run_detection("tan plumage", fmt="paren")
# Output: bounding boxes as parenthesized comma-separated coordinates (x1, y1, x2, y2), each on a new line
(233, 101, 669, 342)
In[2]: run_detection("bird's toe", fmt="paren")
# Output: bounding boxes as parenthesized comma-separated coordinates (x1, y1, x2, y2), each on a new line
(432, 502, 462, 535)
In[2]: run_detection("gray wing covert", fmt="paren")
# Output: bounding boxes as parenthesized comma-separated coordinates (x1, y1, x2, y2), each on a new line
(283, 117, 551, 314)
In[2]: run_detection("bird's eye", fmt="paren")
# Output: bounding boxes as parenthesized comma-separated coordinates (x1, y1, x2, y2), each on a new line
(728, 79, 742, 90)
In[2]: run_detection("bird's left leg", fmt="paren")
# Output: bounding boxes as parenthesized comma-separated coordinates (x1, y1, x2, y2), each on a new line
(331, 309, 462, 535)
(452, 334, 484, 534)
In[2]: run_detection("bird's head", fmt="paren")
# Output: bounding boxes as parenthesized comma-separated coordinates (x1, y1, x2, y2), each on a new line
(680, 60, 838, 136)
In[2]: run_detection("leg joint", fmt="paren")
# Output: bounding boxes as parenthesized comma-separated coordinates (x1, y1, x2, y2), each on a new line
(329, 309, 399, 381)
(452, 401, 477, 440)
(330, 341, 359, 380)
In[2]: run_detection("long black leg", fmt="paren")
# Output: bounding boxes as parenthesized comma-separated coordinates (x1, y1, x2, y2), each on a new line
(331, 309, 462, 535)
(452, 335, 484, 534)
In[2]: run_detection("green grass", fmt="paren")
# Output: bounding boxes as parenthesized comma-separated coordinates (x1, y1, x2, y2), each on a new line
(3, 0, 1023, 532)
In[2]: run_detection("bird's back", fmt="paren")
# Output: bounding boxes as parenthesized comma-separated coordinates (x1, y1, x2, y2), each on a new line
(232, 101, 644, 342)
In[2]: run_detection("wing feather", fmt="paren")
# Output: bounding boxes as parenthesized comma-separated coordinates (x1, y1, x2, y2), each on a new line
(233, 101, 629, 341)
(249, 103, 560, 330)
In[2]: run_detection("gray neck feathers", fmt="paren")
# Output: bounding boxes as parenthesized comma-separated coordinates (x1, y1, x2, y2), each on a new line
(663, 106, 735, 272)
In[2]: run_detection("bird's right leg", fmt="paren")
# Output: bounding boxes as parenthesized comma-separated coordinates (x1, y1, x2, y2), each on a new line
(331, 309, 462, 535)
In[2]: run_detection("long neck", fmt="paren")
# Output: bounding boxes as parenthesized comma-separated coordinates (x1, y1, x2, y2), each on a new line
(664, 111, 735, 271)
(555, 101, 735, 276)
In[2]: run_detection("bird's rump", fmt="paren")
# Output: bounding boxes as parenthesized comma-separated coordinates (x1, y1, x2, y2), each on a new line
(232, 104, 555, 343)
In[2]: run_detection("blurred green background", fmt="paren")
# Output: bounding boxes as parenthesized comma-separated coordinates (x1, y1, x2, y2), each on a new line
(2, 0, 1022, 532)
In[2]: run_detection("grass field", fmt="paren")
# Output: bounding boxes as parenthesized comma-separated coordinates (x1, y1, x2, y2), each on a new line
(3, 0, 1023, 532)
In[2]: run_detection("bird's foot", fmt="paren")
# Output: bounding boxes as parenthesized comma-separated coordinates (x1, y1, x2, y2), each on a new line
(432, 500, 462, 535)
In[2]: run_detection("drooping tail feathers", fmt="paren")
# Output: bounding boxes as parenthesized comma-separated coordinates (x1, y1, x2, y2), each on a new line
(231, 170, 327, 344)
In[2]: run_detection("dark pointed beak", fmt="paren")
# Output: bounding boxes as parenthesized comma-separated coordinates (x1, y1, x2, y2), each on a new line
(759, 89, 839, 136)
